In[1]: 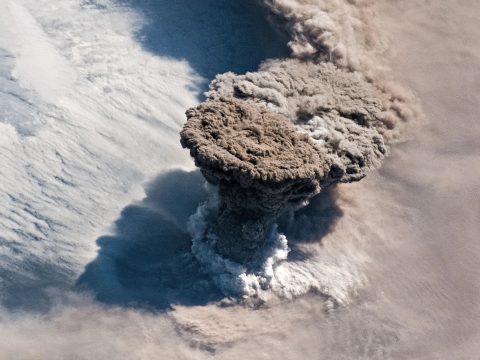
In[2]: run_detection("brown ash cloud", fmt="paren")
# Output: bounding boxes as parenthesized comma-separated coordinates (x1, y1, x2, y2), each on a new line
(181, 98, 330, 262)
(180, 0, 419, 264)
(206, 59, 388, 183)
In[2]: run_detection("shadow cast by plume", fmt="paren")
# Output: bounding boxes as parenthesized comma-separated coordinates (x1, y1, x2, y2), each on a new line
(77, 169, 223, 311)
(278, 187, 344, 260)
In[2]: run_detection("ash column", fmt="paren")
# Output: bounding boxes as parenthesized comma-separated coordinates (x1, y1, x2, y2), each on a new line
(181, 98, 330, 263)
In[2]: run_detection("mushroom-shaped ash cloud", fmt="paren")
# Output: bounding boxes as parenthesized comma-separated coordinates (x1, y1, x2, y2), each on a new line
(176, 0, 420, 298)
(181, 98, 331, 263)
(180, 59, 391, 264)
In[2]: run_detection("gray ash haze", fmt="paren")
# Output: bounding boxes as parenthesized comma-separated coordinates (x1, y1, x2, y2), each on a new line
(0, 0, 479, 359)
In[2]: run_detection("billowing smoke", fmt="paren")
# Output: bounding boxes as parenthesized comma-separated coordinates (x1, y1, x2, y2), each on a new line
(181, 62, 388, 264)
(180, 0, 418, 275)
(260, 0, 420, 141)
(181, 98, 330, 263)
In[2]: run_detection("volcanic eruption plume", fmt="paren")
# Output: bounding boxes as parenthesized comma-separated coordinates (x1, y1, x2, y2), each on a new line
(180, 0, 419, 293)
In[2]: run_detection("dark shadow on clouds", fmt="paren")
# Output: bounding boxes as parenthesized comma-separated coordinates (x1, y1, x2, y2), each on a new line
(119, 0, 289, 94)
(77, 169, 223, 311)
